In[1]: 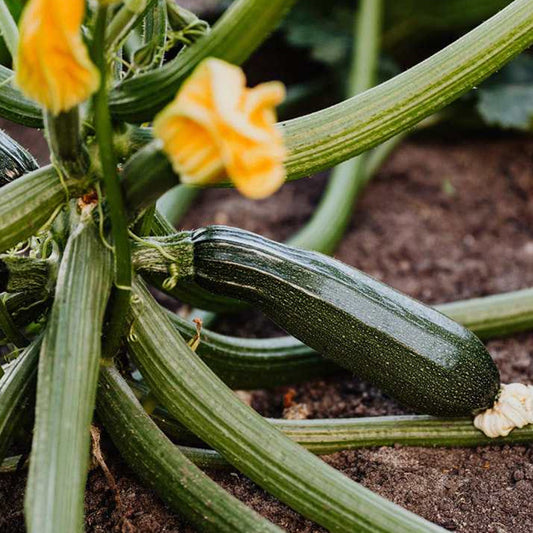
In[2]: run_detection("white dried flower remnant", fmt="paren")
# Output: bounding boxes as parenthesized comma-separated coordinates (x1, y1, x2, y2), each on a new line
(474, 383, 533, 438)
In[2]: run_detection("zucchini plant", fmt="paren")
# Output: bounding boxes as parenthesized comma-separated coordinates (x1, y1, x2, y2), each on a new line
(1, 0, 533, 531)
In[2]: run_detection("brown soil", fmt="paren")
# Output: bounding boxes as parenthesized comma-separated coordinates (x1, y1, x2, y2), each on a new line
(2, 133, 533, 531)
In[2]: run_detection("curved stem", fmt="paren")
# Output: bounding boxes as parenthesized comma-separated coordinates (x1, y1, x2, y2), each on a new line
(0, 64, 42, 127)
(97, 365, 281, 532)
(282, 0, 533, 179)
(150, 409, 533, 466)
(288, 0, 383, 253)
(106, 0, 157, 52)
(128, 280, 444, 532)
(0, 0, 18, 58)
(0, 166, 86, 255)
(92, 6, 133, 360)
(121, 0, 533, 203)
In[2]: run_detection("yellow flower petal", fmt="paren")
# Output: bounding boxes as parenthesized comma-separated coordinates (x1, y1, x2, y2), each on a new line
(14, 0, 100, 114)
(153, 58, 286, 200)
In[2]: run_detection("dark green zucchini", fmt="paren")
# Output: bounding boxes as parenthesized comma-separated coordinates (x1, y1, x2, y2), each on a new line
(0, 129, 38, 187)
(189, 226, 500, 417)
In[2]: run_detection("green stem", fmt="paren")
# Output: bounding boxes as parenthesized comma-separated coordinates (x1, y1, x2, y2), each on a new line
(97, 365, 281, 532)
(0, 291, 50, 345)
(156, 185, 199, 227)
(109, 0, 297, 121)
(0, 0, 18, 58)
(106, 0, 157, 51)
(438, 287, 533, 339)
(288, 0, 382, 254)
(127, 280, 443, 532)
(0, 295, 27, 347)
(282, 0, 533, 180)
(0, 338, 40, 463)
(0, 166, 87, 255)
(153, 413, 533, 469)
(44, 109, 88, 179)
(0, 64, 42, 126)
(93, 6, 132, 360)
(121, 0, 533, 199)
(25, 215, 113, 533)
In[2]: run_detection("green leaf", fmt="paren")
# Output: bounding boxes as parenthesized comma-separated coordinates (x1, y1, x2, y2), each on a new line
(477, 54, 533, 129)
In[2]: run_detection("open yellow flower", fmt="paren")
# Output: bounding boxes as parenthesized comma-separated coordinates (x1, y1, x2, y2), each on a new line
(153, 58, 286, 200)
(14, 0, 100, 115)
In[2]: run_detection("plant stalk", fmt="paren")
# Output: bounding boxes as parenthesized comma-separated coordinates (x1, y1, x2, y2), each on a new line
(25, 214, 112, 533)
(44, 109, 89, 179)
(0, 166, 86, 255)
(0, 0, 18, 58)
(120, 0, 533, 200)
(97, 365, 282, 532)
(92, 5, 133, 360)
(127, 280, 444, 532)
(106, 0, 157, 51)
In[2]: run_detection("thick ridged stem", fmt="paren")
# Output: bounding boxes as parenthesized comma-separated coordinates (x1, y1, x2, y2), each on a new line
(127, 280, 444, 532)
(281, 0, 533, 179)
(44, 109, 89, 179)
(93, 6, 132, 360)
(0, 166, 87, 254)
(0, 64, 41, 127)
(97, 365, 281, 532)
(147, 411, 533, 466)
(25, 215, 112, 533)
(0, 339, 40, 463)
(120, 0, 533, 203)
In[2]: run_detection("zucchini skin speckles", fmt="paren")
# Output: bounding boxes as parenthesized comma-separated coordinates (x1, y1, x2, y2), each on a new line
(190, 225, 500, 417)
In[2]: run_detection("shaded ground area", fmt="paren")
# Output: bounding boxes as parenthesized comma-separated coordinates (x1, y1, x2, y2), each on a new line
(1, 136, 533, 532)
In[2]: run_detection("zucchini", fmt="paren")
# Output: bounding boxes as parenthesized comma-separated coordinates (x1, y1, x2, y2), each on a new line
(188, 226, 500, 416)
(0, 129, 38, 187)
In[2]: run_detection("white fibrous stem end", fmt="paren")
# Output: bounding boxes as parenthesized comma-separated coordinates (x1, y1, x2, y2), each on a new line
(474, 383, 533, 438)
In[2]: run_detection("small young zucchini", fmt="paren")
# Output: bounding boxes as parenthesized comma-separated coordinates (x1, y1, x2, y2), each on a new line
(189, 226, 500, 417)
(0, 129, 38, 187)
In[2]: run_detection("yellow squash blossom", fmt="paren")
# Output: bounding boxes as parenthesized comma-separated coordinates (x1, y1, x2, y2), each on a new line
(14, 0, 100, 115)
(153, 58, 286, 200)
